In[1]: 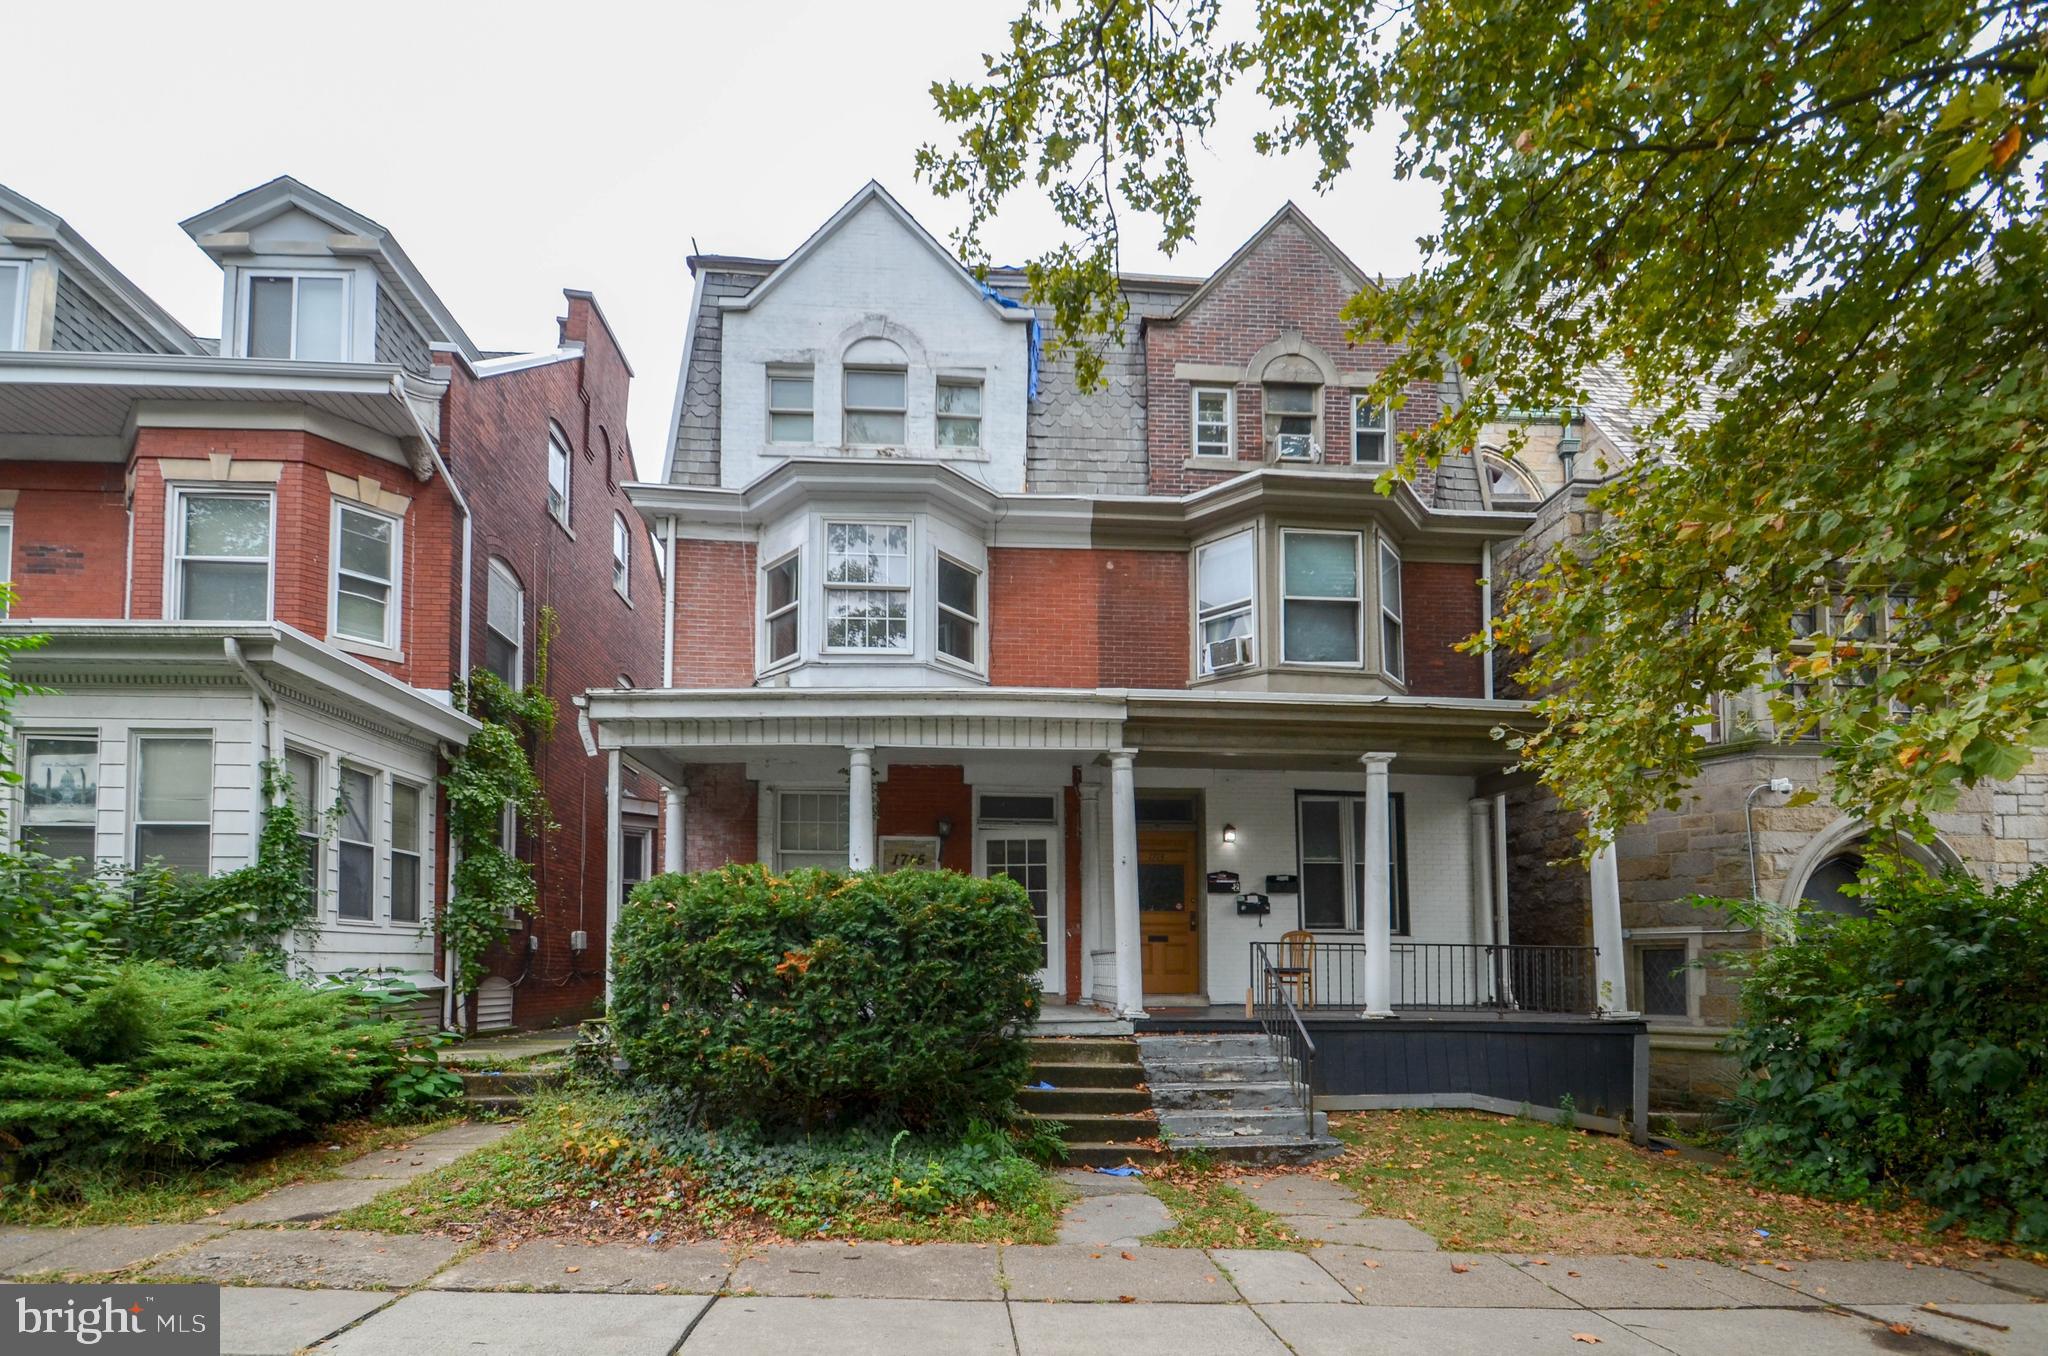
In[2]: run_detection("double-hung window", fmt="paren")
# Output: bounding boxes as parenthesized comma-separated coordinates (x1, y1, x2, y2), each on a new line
(284, 748, 322, 893)
(762, 553, 800, 665)
(0, 508, 13, 613)
(611, 513, 631, 599)
(1296, 792, 1409, 933)
(1378, 539, 1405, 682)
(824, 522, 909, 651)
(546, 427, 572, 526)
(486, 561, 524, 687)
(134, 735, 211, 874)
(844, 369, 907, 446)
(776, 791, 850, 870)
(936, 556, 981, 666)
(768, 367, 815, 444)
(1192, 387, 1234, 458)
(390, 781, 423, 924)
(21, 734, 97, 862)
(1281, 530, 1362, 665)
(1351, 393, 1391, 465)
(1195, 531, 1256, 674)
(0, 261, 25, 350)
(245, 273, 348, 361)
(936, 378, 983, 449)
(337, 767, 374, 921)
(1265, 383, 1320, 459)
(333, 504, 400, 648)
(174, 491, 272, 621)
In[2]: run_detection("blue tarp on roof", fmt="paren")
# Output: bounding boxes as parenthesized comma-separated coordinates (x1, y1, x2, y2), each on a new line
(979, 282, 1040, 402)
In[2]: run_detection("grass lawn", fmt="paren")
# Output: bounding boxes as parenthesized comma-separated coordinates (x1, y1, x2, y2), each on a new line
(1327, 1109, 2017, 1263)
(0, 1115, 460, 1228)
(336, 1089, 1065, 1247)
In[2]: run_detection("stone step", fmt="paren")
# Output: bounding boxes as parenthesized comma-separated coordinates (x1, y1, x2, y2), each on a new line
(1019, 1087, 1153, 1117)
(1028, 1061, 1147, 1090)
(1158, 1135, 1347, 1166)
(1022, 1110, 1159, 1144)
(1158, 1108, 1328, 1140)
(1138, 1033, 1278, 1060)
(1025, 1036, 1142, 1066)
(1060, 1141, 1164, 1169)
(461, 1095, 532, 1115)
(1140, 1057, 1290, 1083)
(1148, 1080, 1299, 1112)
(457, 1067, 566, 1097)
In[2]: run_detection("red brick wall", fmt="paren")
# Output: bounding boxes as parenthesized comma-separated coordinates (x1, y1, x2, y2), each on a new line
(684, 762, 758, 869)
(1143, 217, 1439, 497)
(989, 547, 1189, 689)
(877, 765, 973, 871)
(1402, 561, 1486, 698)
(2, 463, 127, 617)
(670, 539, 757, 688)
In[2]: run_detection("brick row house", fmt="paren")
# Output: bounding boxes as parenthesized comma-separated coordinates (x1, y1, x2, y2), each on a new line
(0, 178, 660, 1030)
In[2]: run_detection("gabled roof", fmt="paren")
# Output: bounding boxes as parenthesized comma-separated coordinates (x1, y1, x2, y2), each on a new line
(1163, 201, 1374, 323)
(716, 180, 1031, 325)
(180, 176, 479, 360)
(0, 183, 206, 355)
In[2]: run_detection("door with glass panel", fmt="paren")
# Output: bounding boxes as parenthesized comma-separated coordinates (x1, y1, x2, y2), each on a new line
(978, 826, 1061, 993)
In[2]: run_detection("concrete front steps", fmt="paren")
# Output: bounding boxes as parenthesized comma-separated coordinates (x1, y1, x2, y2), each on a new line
(458, 1064, 567, 1114)
(1021, 1036, 1161, 1168)
(1137, 1032, 1342, 1164)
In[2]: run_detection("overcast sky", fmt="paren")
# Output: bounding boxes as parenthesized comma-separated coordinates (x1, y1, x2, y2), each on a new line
(10, 1, 1439, 478)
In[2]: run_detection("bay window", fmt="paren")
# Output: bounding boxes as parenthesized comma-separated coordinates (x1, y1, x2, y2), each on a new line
(332, 504, 399, 648)
(762, 553, 800, 665)
(173, 491, 272, 621)
(824, 522, 909, 651)
(1196, 530, 1256, 674)
(245, 273, 348, 361)
(1281, 530, 1362, 665)
(134, 735, 211, 874)
(844, 369, 907, 446)
(1379, 539, 1405, 682)
(936, 556, 981, 665)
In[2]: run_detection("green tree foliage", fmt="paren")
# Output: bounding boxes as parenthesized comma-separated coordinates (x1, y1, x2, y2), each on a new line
(1719, 860, 2048, 1242)
(919, 1, 2048, 838)
(610, 864, 1043, 1131)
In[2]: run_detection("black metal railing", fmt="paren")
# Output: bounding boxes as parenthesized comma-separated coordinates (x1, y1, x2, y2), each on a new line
(1248, 940, 1598, 1014)
(1249, 943, 1318, 1138)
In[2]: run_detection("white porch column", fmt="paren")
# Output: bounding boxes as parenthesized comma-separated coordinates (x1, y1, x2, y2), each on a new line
(847, 746, 876, 870)
(1468, 797, 1498, 1005)
(1078, 781, 1103, 1003)
(1589, 835, 1633, 1016)
(603, 749, 623, 1006)
(1361, 753, 1396, 1017)
(1109, 749, 1145, 1019)
(662, 785, 686, 874)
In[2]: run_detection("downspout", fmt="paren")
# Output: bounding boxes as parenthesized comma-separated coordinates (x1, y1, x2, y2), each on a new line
(1479, 542, 1495, 701)
(661, 515, 677, 687)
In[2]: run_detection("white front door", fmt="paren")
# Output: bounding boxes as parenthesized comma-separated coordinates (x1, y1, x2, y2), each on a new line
(979, 828, 1061, 993)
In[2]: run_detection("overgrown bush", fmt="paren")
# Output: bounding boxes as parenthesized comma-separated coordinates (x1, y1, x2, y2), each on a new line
(1722, 858, 2048, 1242)
(0, 961, 403, 1174)
(610, 864, 1042, 1130)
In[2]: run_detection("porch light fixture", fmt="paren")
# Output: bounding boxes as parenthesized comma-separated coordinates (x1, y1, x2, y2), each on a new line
(1222, 823, 1238, 845)
(935, 816, 953, 843)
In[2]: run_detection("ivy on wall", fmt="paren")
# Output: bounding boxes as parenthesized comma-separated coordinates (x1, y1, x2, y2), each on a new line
(443, 606, 559, 996)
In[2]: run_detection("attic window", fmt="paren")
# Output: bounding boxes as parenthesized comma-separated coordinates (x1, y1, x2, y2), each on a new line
(245, 273, 348, 361)
(0, 261, 25, 351)
(1482, 453, 1541, 502)
(1264, 383, 1320, 460)
(844, 369, 907, 446)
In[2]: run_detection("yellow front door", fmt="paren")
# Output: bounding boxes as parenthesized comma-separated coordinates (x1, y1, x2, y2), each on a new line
(1138, 829, 1201, 995)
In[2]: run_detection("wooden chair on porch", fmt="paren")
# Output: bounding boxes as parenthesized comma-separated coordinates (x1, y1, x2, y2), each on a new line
(1264, 929, 1317, 1011)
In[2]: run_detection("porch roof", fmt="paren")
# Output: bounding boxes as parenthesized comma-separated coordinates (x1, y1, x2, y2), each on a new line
(583, 685, 1531, 777)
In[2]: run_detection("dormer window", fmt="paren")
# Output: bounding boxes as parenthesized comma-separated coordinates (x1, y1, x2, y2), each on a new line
(844, 369, 907, 446)
(1265, 383, 1320, 460)
(1482, 453, 1541, 502)
(244, 273, 348, 361)
(768, 367, 814, 444)
(0, 261, 25, 351)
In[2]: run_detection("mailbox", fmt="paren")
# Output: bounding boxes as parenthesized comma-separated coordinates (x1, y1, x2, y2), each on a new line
(1206, 870, 1241, 893)
(1235, 893, 1271, 916)
(1264, 873, 1300, 894)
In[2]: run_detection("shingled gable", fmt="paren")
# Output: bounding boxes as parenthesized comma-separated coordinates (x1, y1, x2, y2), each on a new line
(179, 175, 480, 361)
(0, 183, 206, 355)
(1157, 200, 1377, 327)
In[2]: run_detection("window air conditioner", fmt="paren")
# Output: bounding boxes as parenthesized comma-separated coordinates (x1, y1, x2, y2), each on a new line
(1276, 434, 1321, 462)
(1206, 636, 1253, 671)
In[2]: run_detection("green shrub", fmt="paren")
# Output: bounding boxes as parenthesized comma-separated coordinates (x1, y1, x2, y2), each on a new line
(0, 961, 403, 1173)
(609, 864, 1042, 1130)
(1722, 858, 2048, 1242)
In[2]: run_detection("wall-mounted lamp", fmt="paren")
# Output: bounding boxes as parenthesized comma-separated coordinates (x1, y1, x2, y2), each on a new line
(1221, 823, 1238, 845)
(935, 816, 954, 843)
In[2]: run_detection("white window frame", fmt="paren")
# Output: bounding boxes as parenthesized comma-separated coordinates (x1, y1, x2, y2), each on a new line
(131, 731, 213, 874)
(843, 367, 908, 447)
(773, 788, 852, 871)
(1279, 528, 1364, 668)
(0, 507, 13, 616)
(1351, 392, 1392, 466)
(1264, 382, 1322, 459)
(329, 501, 403, 654)
(935, 376, 984, 450)
(1296, 791, 1410, 935)
(485, 559, 525, 689)
(16, 729, 99, 862)
(284, 745, 324, 901)
(168, 486, 275, 623)
(1626, 928, 1706, 1024)
(934, 552, 983, 672)
(760, 551, 802, 671)
(546, 426, 573, 528)
(239, 269, 352, 361)
(611, 513, 632, 601)
(1194, 528, 1258, 676)
(0, 260, 27, 351)
(1192, 386, 1235, 459)
(1378, 537, 1405, 683)
(333, 765, 378, 923)
(767, 365, 816, 445)
(390, 778, 426, 925)
(822, 519, 912, 654)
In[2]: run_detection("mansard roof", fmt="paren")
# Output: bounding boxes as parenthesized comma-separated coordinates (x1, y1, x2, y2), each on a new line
(0, 183, 206, 356)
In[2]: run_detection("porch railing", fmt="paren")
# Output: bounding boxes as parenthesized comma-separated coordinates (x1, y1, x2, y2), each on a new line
(1248, 940, 1598, 1014)
(1248, 943, 1318, 1138)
